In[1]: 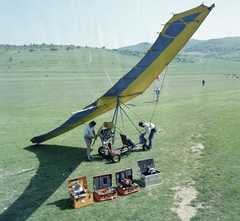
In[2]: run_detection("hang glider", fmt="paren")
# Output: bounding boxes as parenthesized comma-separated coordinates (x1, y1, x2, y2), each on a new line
(31, 3, 215, 144)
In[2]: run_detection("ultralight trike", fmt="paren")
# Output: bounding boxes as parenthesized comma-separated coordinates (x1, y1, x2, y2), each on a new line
(97, 122, 148, 163)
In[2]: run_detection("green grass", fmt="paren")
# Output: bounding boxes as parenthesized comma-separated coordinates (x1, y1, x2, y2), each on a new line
(0, 46, 240, 221)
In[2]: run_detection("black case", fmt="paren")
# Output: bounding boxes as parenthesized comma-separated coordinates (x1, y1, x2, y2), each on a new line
(93, 173, 118, 201)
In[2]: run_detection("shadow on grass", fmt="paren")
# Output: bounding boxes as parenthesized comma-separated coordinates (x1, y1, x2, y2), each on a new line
(91, 146, 145, 164)
(46, 199, 70, 211)
(0, 144, 86, 220)
(143, 100, 156, 104)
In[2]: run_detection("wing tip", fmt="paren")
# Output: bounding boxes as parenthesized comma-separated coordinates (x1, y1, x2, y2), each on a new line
(30, 137, 35, 143)
(208, 3, 215, 11)
(30, 136, 42, 144)
(30, 137, 38, 144)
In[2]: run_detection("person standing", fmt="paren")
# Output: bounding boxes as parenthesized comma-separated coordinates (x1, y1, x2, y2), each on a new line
(154, 87, 161, 101)
(139, 121, 157, 150)
(84, 121, 96, 162)
(202, 79, 205, 86)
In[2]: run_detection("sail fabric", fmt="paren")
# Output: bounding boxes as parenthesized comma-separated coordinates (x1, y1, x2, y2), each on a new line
(31, 4, 214, 144)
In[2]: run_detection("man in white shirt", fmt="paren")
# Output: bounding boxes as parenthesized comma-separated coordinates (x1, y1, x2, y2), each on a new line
(139, 121, 157, 150)
(84, 121, 96, 162)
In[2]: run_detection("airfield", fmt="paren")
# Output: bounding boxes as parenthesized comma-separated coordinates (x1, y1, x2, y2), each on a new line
(0, 44, 239, 220)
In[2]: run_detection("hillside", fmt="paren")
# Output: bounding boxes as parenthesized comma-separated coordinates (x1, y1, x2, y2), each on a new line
(118, 42, 152, 53)
(1, 37, 240, 65)
(182, 37, 240, 53)
(118, 37, 240, 62)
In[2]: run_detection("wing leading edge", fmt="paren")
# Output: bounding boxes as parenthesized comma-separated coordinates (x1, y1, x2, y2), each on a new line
(31, 4, 214, 144)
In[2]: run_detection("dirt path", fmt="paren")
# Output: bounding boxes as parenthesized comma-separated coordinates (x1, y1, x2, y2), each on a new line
(172, 186, 199, 221)
(171, 142, 205, 221)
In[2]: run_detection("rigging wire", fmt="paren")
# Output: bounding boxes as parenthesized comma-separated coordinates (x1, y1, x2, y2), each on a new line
(112, 65, 169, 136)
(119, 104, 125, 130)
(120, 101, 148, 122)
(150, 65, 168, 123)
(93, 76, 103, 94)
(118, 102, 142, 134)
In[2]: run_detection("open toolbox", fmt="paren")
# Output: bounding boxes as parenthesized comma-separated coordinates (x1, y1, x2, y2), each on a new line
(115, 168, 140, 195)
(93, 173, 118, 201)
(67, 176, 93, 208)
(137, 158, 162, 187)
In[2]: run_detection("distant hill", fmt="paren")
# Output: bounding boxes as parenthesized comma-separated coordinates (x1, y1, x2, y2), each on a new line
(118, 37, 240, 62)
(182, 37, 240, 61)
(118, 42, 152, 53)
(1, 37, 240, 62)
(182, 37, 240, 53)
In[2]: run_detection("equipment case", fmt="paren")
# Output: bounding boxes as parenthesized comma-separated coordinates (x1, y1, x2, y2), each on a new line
(93, 173, 118, 201)
(67, 176, 93, 209)
(137, 158, 162, 187)
(115, 168, 140, 195)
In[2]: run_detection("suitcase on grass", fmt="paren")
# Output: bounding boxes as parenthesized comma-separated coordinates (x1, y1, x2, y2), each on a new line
(137, 158, 162, 187)
(68, 176, 93, 209)
(115, 168, 140, 195)
(93, 173, 118, 201)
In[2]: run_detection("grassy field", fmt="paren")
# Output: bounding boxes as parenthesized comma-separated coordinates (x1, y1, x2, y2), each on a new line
(0, 46, 240, 221)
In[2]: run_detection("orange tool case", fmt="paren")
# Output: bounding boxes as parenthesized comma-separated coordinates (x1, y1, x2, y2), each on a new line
(115, 168, 140, 195)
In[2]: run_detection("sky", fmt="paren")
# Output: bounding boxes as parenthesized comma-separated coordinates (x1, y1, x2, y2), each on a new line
(0, 0, 240, 49)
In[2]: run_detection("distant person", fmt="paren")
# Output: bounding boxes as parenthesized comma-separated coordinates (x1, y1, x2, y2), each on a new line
(154, 87, 161, 101)
(139, 121, 157, 150)
(84, 121, 96, 162)
(202, 79, 205, 86)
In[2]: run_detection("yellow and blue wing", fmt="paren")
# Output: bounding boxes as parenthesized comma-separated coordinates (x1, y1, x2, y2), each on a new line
(31, 4, 214, 144)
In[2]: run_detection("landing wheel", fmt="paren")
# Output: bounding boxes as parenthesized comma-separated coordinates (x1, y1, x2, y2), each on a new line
(98, 146, 104, 156)
(112, 154, 121, 163)
(142, 144, 148, 151)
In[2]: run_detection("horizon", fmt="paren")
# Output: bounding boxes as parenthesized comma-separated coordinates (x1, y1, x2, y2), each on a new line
(1, 36, 239, 49)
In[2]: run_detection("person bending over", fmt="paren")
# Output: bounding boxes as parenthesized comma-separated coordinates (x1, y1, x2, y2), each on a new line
(139, 121, 157, 150)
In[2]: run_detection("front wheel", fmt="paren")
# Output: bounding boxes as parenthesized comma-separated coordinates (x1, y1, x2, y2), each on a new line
(98, 146, 104, 156)
(142, 144, 148, 151)
(112, 154, 121, 163)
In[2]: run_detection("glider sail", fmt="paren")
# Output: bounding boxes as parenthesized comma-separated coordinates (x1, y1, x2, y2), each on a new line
(31, 4, 215, 144)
